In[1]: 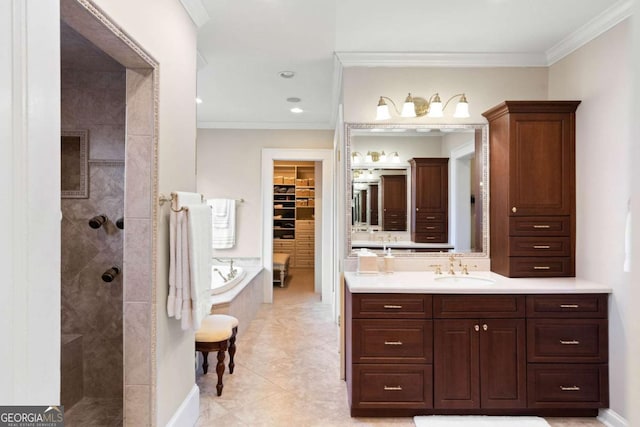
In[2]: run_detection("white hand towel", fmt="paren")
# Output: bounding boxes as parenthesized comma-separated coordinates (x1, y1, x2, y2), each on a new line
(209, 199, 236, 249)
(184, 204, 213, 331)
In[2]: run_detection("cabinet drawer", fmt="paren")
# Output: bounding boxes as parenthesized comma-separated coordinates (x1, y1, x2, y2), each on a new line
(526, 294, 607, 318)
(416, 212, 445, 222)
(353, 320, 432, 364)
(296, 220, 314, 230)
(509, 237, 571, 257)
(352, 364, 433, 409)
(527, 364, 609, 408)
(352, 294, 432, 319)
(510, 216, 571, 236)
(414, 222, 446, 233)
(414, 232, 447, 243)
(433, 295, 525, 318)
(509, 257, 574, 277)
(527, 319, 608, 363)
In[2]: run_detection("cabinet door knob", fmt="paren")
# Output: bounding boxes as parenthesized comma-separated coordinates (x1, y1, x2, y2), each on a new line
(474, 324, 480, 332)
(512, 207, 517, 213)
(482, 324, 488, 331)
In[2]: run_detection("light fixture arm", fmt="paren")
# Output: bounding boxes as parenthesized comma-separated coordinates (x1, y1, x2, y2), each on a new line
(378, 96, 402, 115)
(442, 93, 466, 111)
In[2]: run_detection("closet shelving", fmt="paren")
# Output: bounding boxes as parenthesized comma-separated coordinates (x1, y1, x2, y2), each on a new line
(273, 162, 315, 269)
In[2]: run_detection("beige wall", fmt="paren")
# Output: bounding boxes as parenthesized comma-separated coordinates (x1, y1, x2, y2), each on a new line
(197, 129, 334, 258)
(548, 19, 631, 420)
(91, 0, 198, 425)
(342, 67, 548, 123)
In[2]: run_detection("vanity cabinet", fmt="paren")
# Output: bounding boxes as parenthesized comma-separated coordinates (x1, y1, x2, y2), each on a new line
(345, 288, 608, 417)
(526, 294, 609, 408)
(409, 158, 448, 243)
(483, 101, 580, 277)
(433, 295, 527, 409)
(380, 175, 407, 231)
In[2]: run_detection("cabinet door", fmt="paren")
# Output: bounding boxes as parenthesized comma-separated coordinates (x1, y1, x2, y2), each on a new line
(509, 113, 575, 216)
(479, 319, 527, 408)
(413, 159, 448, 212)
(434, 319, 480, 409)
(381, 175, 407, 231)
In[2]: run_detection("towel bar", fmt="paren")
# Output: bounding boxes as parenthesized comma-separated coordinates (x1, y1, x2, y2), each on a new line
(159, 193, 244, 212)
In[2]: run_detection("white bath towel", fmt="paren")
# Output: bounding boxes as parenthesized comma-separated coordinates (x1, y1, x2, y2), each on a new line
(167, 191, 203, 320)
(207, 198, 236, 249)
(184, 204, 212, 331)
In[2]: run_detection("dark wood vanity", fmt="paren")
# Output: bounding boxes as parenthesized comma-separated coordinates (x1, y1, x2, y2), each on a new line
(345, 288, 609, 417)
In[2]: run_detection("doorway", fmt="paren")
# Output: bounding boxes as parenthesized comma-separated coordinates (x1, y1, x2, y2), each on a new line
(261, 149, 335, 309)
(60, 1, 158, 424)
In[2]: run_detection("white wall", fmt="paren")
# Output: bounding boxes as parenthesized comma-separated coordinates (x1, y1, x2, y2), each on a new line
(197, 129, 334, 258)
(0, 0, 61, 405)
(342, 67, 548, 123)
(548, 19, 631, 421)
(87, 0, 198, 424)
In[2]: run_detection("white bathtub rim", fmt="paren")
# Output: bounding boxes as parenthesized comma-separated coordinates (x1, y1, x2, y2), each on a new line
(211, 266, 246, 295)
(209, 267, 262, 306)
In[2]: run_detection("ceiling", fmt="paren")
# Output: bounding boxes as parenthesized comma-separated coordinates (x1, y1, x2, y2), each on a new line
(194, 0, 628, 130)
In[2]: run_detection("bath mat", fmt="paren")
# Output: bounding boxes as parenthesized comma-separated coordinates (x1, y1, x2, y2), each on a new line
(414, 415, 551, 427)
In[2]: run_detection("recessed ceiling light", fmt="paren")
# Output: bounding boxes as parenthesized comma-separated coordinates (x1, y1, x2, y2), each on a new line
(278, 71, 296, 79)
(290, 107, 304, 114)
(287, 97, 301, 103)
(195, 97, 203, 104)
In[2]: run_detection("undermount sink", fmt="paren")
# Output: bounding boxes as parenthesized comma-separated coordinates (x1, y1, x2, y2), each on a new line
(434, 275, 495, 285)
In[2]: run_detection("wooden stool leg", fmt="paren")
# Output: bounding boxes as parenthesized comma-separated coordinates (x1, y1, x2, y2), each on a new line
(280, 268, 285, 287)
(215, 345, 227, 396)
(228, 327, 237, 374)
(201, 351, 209, 374)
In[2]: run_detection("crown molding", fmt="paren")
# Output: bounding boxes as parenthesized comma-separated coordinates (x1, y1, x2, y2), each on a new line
(546, 0, 633, 65)
(179, 0, 210, 28)
(335, 52, 548, 68)
(197, 121, 334, 130)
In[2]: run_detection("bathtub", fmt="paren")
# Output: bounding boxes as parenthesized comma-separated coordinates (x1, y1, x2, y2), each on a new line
(211, 265, 247, 294)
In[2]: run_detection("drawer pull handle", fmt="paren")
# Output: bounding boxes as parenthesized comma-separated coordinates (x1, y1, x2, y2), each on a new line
(533, 266, 551, 270)
(384, 386, 403, 391)
(384, 341, 403, 346)
(427, 237, 436, 240)
(426, 216, 436, 220)
(560, 340, 580, 345)
(560, 304, 579, 308)
(426, 227, 436, 230)
(533, 225, 551, 229)
(533, 245, 551, 249)
(560, 386, 581, 391)
(383, 305, 403, 309)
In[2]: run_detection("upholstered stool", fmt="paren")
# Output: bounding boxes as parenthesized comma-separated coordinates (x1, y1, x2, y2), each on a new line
(208, 314, 238, 374)
(195, 315, 233, 396)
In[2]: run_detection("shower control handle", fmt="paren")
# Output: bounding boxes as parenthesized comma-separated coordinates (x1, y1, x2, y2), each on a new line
(102, 266, 121, 283)
(116, 217, 124, 230)
(89, 214, 108, 229)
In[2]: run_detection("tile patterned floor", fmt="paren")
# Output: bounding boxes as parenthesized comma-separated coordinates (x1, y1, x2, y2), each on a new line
(64, 397, 123, 426)
(196, 268, 604, 427)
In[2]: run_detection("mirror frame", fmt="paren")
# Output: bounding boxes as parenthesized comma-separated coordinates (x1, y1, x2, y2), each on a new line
(344, 122, 489, 259)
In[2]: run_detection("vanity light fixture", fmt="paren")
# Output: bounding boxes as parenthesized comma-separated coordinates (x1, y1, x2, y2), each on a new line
(351, 151, 364, 164)
(376, 92, 470, 120)
(352, 150, 399, 164)
(388, 151, 401, 163)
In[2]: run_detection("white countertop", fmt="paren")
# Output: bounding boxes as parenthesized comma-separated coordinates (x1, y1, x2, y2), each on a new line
(344, 271, 612, 294)
(351, 240, 454, 250)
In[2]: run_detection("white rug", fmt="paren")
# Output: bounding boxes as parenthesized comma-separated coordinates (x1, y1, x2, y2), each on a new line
(414, 415, 551, 427)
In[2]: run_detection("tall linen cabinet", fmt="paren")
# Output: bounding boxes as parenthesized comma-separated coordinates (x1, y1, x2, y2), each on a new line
(482, 101, 580, 277)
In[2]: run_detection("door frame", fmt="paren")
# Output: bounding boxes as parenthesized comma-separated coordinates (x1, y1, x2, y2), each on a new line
(261, 148, 335, 305)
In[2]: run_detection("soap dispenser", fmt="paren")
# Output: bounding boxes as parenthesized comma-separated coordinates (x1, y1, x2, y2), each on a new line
(384, 248, 395, 274)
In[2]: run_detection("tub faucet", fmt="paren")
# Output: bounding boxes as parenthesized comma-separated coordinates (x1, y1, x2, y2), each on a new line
(214, 258, 237, 280)
(213, 268, 227, 281)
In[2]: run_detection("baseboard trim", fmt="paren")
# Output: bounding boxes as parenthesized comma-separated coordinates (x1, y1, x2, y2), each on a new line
(166, 384, 200, 427)
(598, 408, 628, 427)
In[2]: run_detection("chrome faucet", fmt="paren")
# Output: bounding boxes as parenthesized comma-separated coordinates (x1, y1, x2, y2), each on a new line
(213, 268, 227, 281)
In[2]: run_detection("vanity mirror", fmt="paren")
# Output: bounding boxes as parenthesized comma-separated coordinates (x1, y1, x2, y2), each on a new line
(345, 123, 489, 258)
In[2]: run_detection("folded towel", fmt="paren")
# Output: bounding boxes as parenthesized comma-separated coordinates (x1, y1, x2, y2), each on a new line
(207, 198, 236, 249)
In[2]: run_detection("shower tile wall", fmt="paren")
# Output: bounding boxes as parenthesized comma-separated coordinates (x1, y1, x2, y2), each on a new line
(61, 22, 125, 403)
